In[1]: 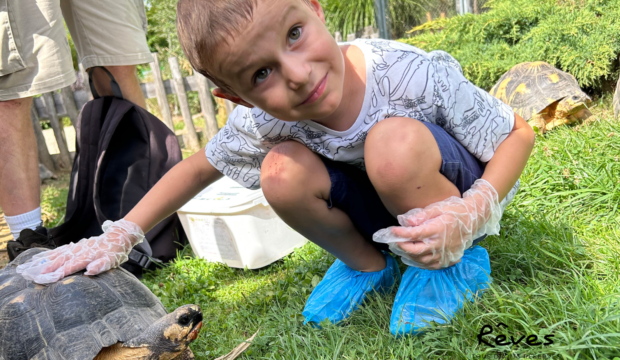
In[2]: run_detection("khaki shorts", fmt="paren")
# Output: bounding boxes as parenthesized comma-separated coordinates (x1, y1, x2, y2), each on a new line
(0, 0, 152, 101)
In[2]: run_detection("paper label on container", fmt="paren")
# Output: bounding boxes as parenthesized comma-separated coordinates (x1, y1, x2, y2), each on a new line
(187, 215, 241, 262)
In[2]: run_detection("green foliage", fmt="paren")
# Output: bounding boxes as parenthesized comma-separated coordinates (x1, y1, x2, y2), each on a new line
(321, 0, 376, 38)
(145, 0, 185, 63)
(321, 0, 430, 39)
(65, 23, 79, 71)
(400, 0, 620, 91)
(40, 174, 70, 228)
(144, 0, 213, 123)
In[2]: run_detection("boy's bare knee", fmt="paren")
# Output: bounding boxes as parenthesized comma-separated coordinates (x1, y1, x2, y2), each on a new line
(365, 117, 437, 190)
(261, 141, 324, 208)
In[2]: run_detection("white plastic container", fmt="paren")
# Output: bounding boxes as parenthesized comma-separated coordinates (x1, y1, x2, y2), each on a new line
(177, 176, 308, 269)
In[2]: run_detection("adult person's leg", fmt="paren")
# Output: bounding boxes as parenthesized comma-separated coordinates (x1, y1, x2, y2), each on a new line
(1, 0, 151, 240)
(61, 0, 153, 109)
(0, 0, 77, 238)
(0, 65, 146, 240)
(0, 98, 42, 237)
(90, 65, 147, 109)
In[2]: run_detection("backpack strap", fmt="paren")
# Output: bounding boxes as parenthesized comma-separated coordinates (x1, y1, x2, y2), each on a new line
(88, 67, 124, 100)
(128, 248, 162, 269)
(90, 98, 158, 271)
(48, 98, 108, 246)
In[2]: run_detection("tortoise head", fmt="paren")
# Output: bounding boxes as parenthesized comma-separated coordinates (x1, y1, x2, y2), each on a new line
(122, 304, 203, 359)
(557, 93, 592, 121)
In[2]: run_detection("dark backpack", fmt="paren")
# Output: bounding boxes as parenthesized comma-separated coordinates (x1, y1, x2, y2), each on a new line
(45, 67, 187, 277)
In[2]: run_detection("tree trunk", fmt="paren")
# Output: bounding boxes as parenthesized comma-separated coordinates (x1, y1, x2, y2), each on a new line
(195, 73, 219, 142)
(30, 105, 56, 172)
(151, 53, 174, 131)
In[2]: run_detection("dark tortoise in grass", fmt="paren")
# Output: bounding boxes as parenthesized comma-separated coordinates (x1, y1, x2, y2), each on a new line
(0, 248, 203, 360)
(490, 61, 592, 134)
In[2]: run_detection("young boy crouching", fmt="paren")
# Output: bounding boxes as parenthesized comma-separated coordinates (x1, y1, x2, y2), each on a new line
(17, 0, 535, 336)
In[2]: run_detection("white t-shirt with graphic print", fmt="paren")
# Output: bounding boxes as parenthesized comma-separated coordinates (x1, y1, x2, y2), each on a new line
(205, 39, 518, 204)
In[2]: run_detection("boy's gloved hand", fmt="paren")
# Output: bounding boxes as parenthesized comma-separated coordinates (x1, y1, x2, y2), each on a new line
(373, 179, 502, 270)
(16, 219, 144, 284)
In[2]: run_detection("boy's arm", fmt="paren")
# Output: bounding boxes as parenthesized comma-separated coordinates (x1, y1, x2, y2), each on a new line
(480, 113, 535, 200)
(125, 149, 223, 233)
(16, 150, 222, 283)
(375, 113, 535, 270)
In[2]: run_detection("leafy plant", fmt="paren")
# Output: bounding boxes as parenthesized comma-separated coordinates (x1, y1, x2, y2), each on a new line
(400, 0, 620, 91)
(321, 0, 431, 39)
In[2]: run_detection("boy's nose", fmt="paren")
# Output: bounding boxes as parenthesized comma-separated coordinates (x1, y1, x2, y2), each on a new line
(281, 55, 311, 91)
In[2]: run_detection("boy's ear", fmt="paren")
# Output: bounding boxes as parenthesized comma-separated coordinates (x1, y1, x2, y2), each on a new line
(212, 88, 254, 108)
(308, 0, 326, 24)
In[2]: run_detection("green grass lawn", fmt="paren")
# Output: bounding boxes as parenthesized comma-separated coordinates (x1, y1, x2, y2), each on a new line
(40, 98, 620, 359)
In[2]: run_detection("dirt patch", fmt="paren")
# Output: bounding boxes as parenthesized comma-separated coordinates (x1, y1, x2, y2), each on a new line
(1, 213, 11, 249)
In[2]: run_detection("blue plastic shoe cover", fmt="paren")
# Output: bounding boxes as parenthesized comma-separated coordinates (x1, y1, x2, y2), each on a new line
(303, 253, 401, 326)
(390, 245, 492, 336)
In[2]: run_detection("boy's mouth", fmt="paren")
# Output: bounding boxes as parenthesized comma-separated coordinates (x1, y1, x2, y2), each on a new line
(299, 73, 328, 106)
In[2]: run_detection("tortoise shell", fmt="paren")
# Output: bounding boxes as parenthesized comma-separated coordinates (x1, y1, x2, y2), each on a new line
(489, 61, 588, 121)
(0, 248, 167, 360)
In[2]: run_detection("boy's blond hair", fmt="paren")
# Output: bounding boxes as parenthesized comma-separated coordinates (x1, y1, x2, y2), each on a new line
(177, 0, 312, 94)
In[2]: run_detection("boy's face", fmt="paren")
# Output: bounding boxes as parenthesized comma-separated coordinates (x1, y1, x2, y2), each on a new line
(212, 0, 345, 122)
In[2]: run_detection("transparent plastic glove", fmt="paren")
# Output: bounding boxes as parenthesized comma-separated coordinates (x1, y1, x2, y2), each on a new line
(16, 219, 144, 284)
(373, 179, 502, 270)
(303, 253, 400, 326)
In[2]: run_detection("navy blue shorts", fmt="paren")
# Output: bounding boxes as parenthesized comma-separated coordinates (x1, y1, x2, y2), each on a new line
(321, 121, 486, 252)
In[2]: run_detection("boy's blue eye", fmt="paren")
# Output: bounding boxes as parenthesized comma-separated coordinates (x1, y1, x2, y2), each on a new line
(289, 26, 302, 43)
(254, 68, 271, 84)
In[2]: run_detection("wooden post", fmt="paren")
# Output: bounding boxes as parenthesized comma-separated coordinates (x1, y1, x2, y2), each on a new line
(473, 0, 479, 14)
(151, 53, 174, 131)
(195, 73, 219, 141)
(457, 0, 469, 14)
(440, 12, 446, 19)
(426, 12, 432, 22)
(224, 100, 235, 118)
(168, 56, 200, 151)
(334, 31, 342, 42)
(30, 106, 56, 172)
(60, 86, 79, 128)
(42, 92, 71, 169)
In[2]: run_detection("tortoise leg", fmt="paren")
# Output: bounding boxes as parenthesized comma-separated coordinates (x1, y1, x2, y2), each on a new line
(175, 348, 195, 360)
(94, 343, 153, 360)
(527, 115, 547, 134)
(547, 116, 571, 131)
